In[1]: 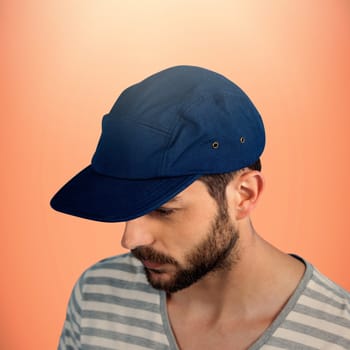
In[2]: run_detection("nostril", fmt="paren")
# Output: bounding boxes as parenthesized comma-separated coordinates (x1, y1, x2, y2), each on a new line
(121, 234, 134, 250)
(121, 239, 136, 250)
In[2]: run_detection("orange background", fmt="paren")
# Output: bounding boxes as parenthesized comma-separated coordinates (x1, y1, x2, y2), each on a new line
(1, 1, 350, 349)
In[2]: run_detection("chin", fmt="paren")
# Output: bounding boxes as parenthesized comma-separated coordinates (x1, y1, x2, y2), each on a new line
(145, 269, 179, 292)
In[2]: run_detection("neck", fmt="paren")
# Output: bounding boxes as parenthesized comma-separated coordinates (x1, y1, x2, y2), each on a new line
(167, 226, 305, 322)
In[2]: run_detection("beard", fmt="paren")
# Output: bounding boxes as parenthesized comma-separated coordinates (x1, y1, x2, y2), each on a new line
(131, 206, 239, 293)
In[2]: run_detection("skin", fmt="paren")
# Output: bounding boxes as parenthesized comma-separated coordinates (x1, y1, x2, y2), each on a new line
(121, 169, 305, 350)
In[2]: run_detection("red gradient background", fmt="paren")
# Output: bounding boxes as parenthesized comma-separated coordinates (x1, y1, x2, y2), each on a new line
(1, 1, 350, 349)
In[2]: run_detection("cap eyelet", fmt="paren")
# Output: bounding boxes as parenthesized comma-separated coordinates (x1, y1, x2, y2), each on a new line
(212, 141, 219, 149)
(240, 137, 245, 144)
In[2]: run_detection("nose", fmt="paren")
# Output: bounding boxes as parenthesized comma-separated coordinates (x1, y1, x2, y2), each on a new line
(121, 216, 155, 250)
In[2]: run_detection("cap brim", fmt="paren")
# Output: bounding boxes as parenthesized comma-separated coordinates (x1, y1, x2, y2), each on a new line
(50, 165, 200, 222)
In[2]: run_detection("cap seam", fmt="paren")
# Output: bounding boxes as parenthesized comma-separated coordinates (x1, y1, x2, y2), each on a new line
(119, 114, 173, 136)
(160, 110, 183, 175)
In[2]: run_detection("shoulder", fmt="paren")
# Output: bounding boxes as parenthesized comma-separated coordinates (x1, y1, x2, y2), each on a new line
(60, 256, 170, 349)
(76, 252, 155, 295)
(266, 258, 350, 349)
(291, 255, 350, 309)
(291, 261, 350, 345)
(81, 252, 145, 280)
(306, 265, 350, 314)
(68, 252, 161, 312)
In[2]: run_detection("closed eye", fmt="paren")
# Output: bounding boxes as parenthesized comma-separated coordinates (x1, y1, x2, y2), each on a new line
(152, 207, 176, 217)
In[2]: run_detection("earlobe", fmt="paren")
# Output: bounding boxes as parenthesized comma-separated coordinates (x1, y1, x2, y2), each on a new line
(235, 171, 264, 220)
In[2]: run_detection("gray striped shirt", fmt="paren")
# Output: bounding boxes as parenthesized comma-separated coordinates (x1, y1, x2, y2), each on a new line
(58, 253, 350, 349)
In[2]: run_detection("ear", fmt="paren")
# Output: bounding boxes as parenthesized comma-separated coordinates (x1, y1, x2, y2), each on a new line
(227, 170, 265, 220)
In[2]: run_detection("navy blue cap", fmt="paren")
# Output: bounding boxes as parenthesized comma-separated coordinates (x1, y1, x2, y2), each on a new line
(50, 65, 265, 222)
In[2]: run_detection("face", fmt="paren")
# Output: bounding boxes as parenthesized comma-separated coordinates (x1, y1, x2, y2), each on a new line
(124, 181, 240, 293)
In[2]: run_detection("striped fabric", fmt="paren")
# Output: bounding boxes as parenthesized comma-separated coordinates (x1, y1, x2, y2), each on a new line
(58, 253, 350, 349)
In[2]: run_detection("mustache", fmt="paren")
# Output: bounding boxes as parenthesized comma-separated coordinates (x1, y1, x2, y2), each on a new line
(131, 246, 178, 265)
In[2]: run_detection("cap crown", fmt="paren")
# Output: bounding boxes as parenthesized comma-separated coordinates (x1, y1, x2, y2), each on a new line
(92, 65, 265, 179)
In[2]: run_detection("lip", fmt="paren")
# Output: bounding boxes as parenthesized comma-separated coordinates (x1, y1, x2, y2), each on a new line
(141, 259, 164, 270)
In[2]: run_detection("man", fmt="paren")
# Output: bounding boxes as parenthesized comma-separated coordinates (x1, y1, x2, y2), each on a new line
(51, 66, 350, 349)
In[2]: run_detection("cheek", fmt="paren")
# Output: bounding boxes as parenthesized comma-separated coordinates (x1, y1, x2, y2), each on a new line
(164, 210, 215, 250)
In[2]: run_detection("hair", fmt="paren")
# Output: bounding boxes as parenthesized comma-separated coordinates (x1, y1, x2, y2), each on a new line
(199, 158, 261, 207)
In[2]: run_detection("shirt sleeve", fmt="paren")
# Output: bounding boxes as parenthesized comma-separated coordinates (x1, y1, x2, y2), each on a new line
(58, 276, 84, 350)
